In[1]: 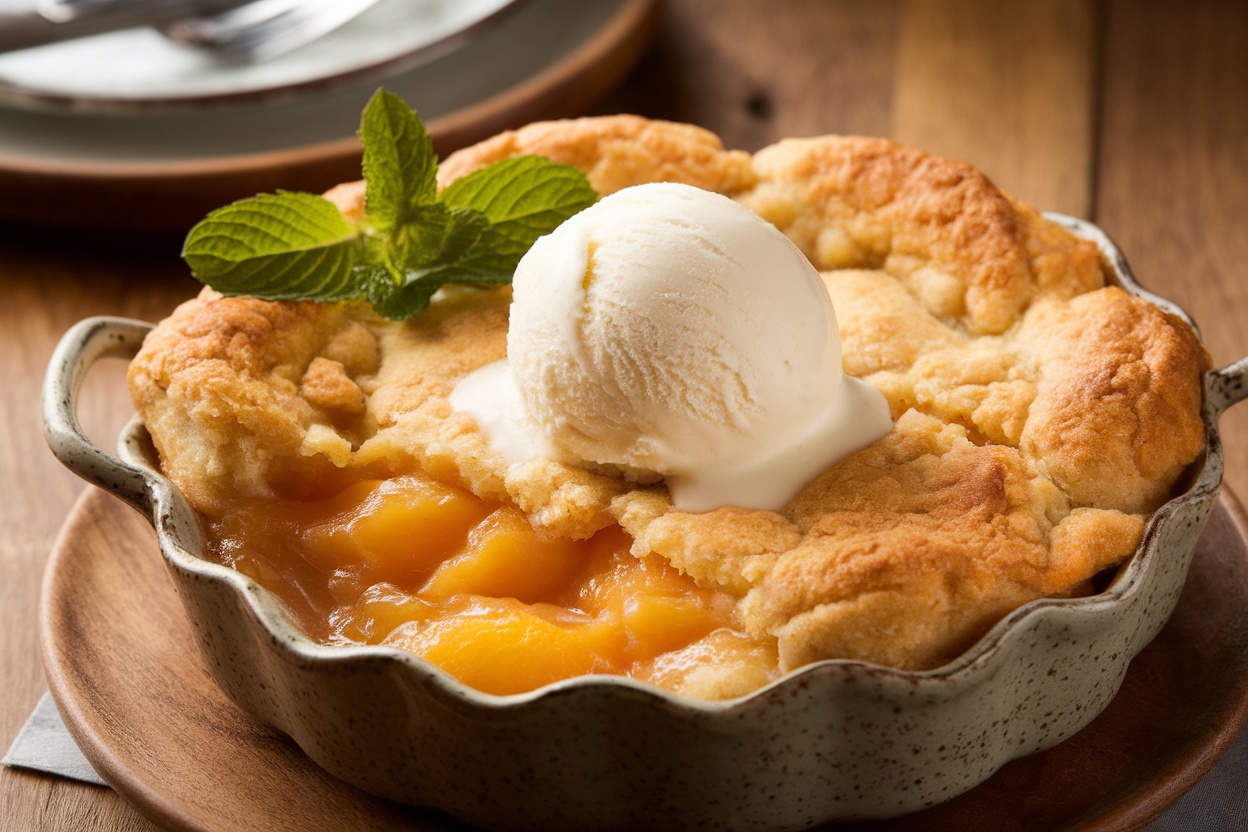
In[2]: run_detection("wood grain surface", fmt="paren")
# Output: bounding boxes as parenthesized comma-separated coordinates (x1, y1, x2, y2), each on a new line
(4, 1, 1248, 829)
(893, 0, 1097, 217)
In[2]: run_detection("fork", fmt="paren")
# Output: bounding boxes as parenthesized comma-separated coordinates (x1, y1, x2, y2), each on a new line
(0, 0, 384, 61)
(160, 0, 386, 62)
(0, 0, 251, 53)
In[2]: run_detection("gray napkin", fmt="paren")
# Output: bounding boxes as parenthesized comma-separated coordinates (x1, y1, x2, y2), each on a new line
(5, 690, 1246, 826)
(1145, 720, 1248, 832)
(3, 692, 106, 786)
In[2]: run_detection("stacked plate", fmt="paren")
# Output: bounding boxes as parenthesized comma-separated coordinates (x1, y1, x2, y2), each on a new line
(0, 0, 658, 228)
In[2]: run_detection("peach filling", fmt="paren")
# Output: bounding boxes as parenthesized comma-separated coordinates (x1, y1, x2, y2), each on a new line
(205, 473, 778, 697)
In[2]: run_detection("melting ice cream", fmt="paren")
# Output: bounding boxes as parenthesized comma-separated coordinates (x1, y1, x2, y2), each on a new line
(450, 182, 892, 512)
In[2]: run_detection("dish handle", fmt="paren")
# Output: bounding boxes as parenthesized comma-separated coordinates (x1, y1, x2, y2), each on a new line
(43, 316, 155, 515)
(1209, 355, 1248, 416)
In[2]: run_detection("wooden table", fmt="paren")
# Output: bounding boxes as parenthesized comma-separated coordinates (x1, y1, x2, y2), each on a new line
(3, 1, 1246, 828)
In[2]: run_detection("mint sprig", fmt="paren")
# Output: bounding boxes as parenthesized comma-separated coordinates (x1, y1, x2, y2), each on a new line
(182, 89, 598, 320)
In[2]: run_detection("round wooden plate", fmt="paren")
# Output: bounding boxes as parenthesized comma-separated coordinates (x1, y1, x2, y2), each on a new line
(41, 488, 1248, 832)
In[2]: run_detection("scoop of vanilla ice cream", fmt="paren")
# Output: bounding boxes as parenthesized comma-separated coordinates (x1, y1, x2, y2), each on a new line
(451, 181, 892, 512)
(510, 182, 841, 471)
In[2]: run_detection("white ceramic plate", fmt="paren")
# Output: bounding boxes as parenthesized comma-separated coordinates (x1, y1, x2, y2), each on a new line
(0, 0, 657, 228)
(0, 0, 524, 111)
(0, 0, 643, 165)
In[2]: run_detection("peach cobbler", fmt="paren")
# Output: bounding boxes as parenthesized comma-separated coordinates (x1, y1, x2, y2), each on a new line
(129, 116, 1210, 700)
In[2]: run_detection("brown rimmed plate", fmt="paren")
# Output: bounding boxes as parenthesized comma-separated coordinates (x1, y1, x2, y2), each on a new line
(0, 0, 659, 230)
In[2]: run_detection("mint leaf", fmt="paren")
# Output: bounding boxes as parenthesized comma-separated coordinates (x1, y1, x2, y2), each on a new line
(440, 155, 597, 259)
(182, 192, 365, 301)
(391, 203, 487, 270)
(426, 225, 541, 286)
(374, 158, 596, 316)
(366, 267, 443, 321)
(367, 205, 491, 320)
(360, 88, 436, 233)
(401, 155, 598, 298)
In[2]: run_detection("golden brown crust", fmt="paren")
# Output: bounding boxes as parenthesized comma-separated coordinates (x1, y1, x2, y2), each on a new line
(435, 115, 758, 198)
(1018, 288, 1208, 513)
(128, 291, 369, 510)
(741, 137, 1106, 335)
(129, 116, 1211, 677)
(736, 410, 1142, 671)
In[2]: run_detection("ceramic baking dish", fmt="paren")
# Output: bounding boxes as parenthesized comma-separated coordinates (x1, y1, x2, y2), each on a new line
(43, 214, 1248, 831)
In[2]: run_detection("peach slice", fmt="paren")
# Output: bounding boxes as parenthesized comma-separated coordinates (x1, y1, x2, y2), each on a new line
(339, 582, 436, 643)
(385, 597, 626, 695)
(420, 507, 586, 603)
(302, 476, 491, 588)
(622, 594, 722, 658)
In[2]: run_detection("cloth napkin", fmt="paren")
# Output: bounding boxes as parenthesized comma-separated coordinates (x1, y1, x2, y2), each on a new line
(5, 691, 1247, 827)
(3, 693, 106, 787)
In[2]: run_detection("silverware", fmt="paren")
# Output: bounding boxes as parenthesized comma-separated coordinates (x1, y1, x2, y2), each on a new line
(0, 0, 254, 53)
(0, 0, 384, 61)
(160, 0, 385, 62)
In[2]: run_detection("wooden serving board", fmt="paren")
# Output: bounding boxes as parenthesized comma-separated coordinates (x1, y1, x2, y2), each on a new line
(41, 488, 1248, 832)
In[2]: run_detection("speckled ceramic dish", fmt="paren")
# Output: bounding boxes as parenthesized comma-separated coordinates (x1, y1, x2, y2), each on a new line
(42, 216, 1248, 832)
